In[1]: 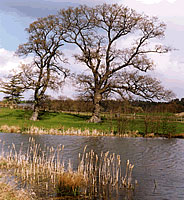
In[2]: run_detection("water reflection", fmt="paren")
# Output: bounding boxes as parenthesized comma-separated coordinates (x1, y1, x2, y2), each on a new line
(0, 133, 184, 199)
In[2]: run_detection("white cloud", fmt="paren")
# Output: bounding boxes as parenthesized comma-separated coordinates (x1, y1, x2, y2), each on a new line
(0, 47, 83, 100)
(115, 36, 184, 98)
(149, 52, 184, 98)
(118, 0, 180, 19)
(63, 46, 87, 73)
(136, 0, 161, 4)
(1, 0, 183, 100)
(0, 48, 32, 100)
(0, 48, 31, 77)
(135, 0, 176, 4)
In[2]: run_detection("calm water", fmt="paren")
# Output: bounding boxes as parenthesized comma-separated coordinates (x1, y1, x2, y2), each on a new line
(0, 132, 184, 200)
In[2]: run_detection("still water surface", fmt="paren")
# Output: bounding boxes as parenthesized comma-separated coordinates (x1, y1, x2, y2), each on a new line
(0, 133, 184, 200)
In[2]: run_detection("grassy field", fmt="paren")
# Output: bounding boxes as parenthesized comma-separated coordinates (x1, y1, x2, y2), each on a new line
(0, 107, 184, 136)
(0, 108, 114, 132)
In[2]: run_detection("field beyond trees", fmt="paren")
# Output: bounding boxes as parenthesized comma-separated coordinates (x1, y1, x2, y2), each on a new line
(0, 107, 184, 137)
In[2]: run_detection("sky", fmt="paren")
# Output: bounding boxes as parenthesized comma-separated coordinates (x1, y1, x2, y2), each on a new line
(0, 0, 184, 100)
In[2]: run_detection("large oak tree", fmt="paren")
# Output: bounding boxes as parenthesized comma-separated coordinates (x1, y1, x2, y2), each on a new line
(16, 15, 69, 121)
(57, 4, 174, 122)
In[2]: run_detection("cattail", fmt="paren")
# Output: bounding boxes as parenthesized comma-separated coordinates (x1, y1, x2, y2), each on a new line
(0, 138, 136, 198)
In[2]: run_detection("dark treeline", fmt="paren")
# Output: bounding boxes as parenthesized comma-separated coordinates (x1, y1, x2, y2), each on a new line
(38, 97, 184, 114)
(132, 98, 184, 113)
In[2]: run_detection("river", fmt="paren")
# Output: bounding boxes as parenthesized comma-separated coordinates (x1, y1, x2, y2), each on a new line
(0, 132, 184, 200)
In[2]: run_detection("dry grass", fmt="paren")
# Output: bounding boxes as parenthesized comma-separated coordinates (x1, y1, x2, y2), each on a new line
(0, 138, 136, 199)
(0, 178, 32, 200)
(57, 171, 86, 196)
(24, 126, 114, 136)
(0, 125, 21, 134)
(77, 146, 135, 198)
(0, 124, 140, 137)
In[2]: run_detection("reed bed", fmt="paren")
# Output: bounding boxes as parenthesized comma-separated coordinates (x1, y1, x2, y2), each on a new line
(0, 125, 21, 133)
(0, 124, 140, 137)
(77, 146, 136, 198)
(0, 138, 136, 199)
(24, 126, 106, 136)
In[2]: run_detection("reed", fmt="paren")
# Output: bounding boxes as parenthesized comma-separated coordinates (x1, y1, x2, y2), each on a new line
(0, 138, 136, 199)
(56, 171, 86, 196)
(77, 147, 136, 198)
(0, 125, 21, 133)
(23, 126, 113, 136)
(0, 124, 140, 138)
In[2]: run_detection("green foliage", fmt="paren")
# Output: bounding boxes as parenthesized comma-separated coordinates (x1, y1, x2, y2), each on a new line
(0, 108, 184, 136)
(115, 112, 184, 136)
(0, 108, 112, 132)
(117, 116, 129, 135)
(1, 74, 24, 104)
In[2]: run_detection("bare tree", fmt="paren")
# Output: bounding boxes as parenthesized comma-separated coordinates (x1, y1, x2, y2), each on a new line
(57, 4, 174, 122)
(16, 15, 69, 121)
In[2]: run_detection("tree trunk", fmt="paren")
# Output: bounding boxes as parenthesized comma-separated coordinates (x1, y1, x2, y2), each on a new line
(30, 103, 39, 121)
(89, 92, 102, 123)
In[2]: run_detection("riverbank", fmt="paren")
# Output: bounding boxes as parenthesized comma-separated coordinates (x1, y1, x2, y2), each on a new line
(1, 124, 184, 138)
(0, 124, 142, 137)
(0, 108, 184, 138)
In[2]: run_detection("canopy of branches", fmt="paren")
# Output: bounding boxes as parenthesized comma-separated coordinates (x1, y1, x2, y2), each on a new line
(4, 4, 174, 122)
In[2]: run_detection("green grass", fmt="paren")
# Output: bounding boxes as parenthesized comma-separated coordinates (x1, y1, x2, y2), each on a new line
(0, 107, 184, 136)
(0, 108, 114, 133)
